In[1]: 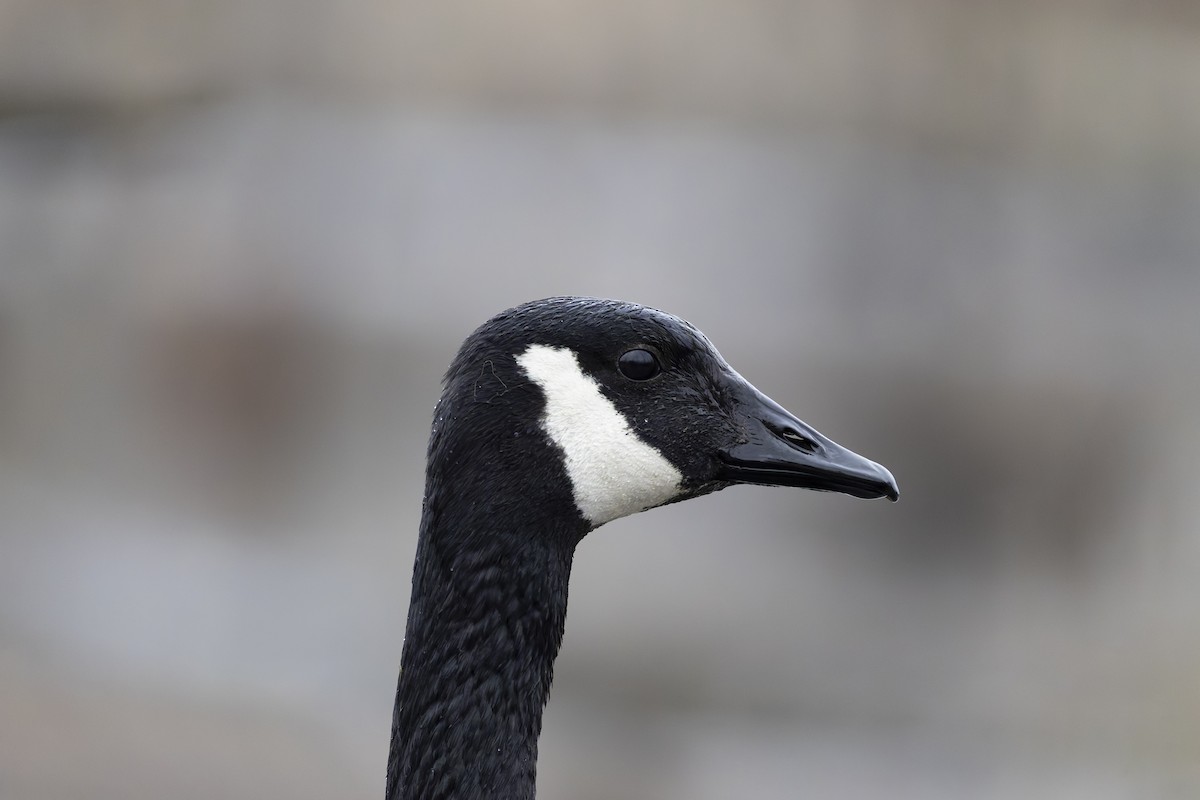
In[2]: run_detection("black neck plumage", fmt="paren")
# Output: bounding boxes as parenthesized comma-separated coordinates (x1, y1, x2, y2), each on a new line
(386, 381, 588, 800)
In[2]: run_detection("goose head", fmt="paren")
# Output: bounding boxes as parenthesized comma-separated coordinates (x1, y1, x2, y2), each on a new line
(435, 296, 897, 532)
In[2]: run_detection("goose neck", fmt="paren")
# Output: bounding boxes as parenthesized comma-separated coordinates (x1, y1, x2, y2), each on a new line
(386, 506, 580, 800)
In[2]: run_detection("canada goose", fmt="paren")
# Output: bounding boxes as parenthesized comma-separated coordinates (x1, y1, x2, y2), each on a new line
(386, 297, 897, 800)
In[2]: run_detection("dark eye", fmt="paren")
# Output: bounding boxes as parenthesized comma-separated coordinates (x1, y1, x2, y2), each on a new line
(618, 348, 660, 380)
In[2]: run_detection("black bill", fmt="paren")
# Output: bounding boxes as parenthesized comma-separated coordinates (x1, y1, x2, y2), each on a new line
(717, 379, 898, 501)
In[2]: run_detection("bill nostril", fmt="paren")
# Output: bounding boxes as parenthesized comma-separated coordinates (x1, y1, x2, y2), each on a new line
(768, 423, 819, 454)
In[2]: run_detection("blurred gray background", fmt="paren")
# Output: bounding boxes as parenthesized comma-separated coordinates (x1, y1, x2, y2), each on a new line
(2, 2, 1199, 799)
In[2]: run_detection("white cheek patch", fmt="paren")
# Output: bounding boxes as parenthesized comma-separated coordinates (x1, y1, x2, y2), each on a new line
(516, 344, 683, 526)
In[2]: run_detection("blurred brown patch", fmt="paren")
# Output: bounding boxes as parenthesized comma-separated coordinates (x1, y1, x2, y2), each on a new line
(141, 307, 336, 522)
